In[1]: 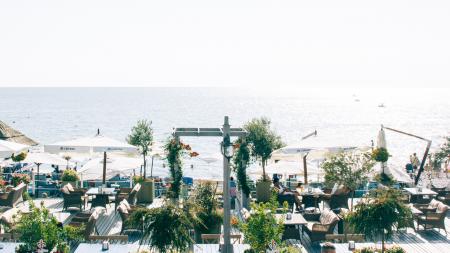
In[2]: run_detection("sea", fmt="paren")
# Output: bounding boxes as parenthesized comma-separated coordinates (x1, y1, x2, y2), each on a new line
(0, 87, 449, 180)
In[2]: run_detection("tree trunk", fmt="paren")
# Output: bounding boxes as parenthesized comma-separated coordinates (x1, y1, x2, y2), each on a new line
(143, 153, 147, 179)
(381, 232, 385, 253)
(350, 190, 355, 211)
(262, 158, 266, 181)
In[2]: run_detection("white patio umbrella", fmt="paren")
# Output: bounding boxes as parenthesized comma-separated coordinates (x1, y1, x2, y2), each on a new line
(44, 131, 138, 185)
(23, 152, 69, 175)
(78, 155, 142, 181)
(271, 134, 369, 183)
(0, 140, 29, 159)
(377, 127, 388, 174)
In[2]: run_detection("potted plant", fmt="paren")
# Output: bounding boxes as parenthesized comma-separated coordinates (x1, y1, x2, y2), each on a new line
(137, 204, 193, 253)
(239, 195, 284, 253)
(61, 169, 79, 187)
(244, 117, 284, 202)
(188, 182, 223, 242)
(322, 152, 375, 210)
(127, 120, 155, 203)
(11, 173, 31, 187)
(346, 189, 413, 253)
(11, 152, 27, 163)
(164, 137, 198, 199)
(232, 138, 251, 208)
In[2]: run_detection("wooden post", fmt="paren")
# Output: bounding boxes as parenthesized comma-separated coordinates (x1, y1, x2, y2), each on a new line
(415, 141, 432, 185)
(222, 116, 232, 253)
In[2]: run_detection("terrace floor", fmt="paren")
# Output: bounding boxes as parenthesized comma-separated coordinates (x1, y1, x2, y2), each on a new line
(9, 197, 450, 253)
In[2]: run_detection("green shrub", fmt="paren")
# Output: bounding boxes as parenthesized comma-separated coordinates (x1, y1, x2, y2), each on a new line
(190, 182, 223, 235)
(11, 152, 27, 162)
(61, 170, 79, 182)
(372, 147, 390, 163)
(374, 173, 396, 186)
(239, 195, 284, 253)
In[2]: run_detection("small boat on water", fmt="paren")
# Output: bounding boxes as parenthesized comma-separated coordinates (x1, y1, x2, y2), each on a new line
(378, 103, 386, 108)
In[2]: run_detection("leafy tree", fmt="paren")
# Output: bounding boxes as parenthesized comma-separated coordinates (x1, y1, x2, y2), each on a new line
(244, 117, 284, 181)
(127, 120, 154, 178)
(322, 152, 375, 210)
(232, 138, 251, 197)
(432, 136, 450, 169)
(346, 189, 413, 253)
(239, 195, 285, 253)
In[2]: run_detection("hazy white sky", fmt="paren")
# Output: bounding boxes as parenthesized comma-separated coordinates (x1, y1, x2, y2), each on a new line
(1, 0, 449, 88)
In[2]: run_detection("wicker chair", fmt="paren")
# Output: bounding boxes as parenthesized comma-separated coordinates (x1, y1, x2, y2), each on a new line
(114, 183, 141, 209)
(61, 183, 87, 210)
(438, 192, 450, 206)
(69, 210, 99, 240)
(0, 183, 26, 208)
(303, 208, 340, 243)
(416, 200, 448, 234)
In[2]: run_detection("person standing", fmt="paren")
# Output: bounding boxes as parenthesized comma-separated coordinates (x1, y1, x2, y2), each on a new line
(411, 153, 420, 172)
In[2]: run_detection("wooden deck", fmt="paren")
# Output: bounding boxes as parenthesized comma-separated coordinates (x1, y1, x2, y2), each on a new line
(8, 197, 450, 252)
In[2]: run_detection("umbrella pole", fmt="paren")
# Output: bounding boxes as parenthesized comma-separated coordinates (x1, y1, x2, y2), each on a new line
(303, 154, 308, 184)
(36, 163, 41, 197)
(102, 152, 107, 186)
(150, 156, 154, 178)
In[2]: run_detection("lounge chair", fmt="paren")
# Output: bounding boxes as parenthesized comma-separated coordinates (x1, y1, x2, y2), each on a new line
(116, 199, 143, 234)
(68, 210, 100, 240)
(416, 199, 449, 233)
(303, 208, 340, 243)
(61, 183, 87, 210)
(0, 183, 26, 208)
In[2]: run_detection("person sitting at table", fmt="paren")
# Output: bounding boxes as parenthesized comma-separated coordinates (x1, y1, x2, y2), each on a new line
(273, 177, 302, 211)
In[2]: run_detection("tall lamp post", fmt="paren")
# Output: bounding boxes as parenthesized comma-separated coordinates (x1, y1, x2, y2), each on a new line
(173, 116, 246, 253)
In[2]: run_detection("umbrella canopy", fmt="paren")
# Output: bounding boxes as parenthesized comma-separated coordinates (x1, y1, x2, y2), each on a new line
(44, 134, 137, 154)
(0, 140, 29, 159)
(44, 132, 138, 184)
(23, 152, 69, 166)
(0, 120, 38, 145)
(248, 160, 323, 178)
(78, 155, 142, 181)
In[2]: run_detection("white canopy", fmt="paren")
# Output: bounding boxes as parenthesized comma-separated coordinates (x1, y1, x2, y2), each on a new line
(23, 152, 69, 166)
(44, 134, 137, 154)
(44, 133, 138, 184)
(78, 155, 142, 181)
(248, 160, 324, 178)
(0, 140, 29, 159)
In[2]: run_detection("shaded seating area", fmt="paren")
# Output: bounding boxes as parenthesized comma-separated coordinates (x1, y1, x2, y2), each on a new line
(416, 199, 449, 233)
(0, 182, 26, 208)
(61, 183, 87, 210)
(302, 208, 340, 243)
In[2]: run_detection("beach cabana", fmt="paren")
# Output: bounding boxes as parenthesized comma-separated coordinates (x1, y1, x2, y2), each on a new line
(0, 140, 29, 159)
(0, 120, 38, 145)
(44, 131, 138, 185)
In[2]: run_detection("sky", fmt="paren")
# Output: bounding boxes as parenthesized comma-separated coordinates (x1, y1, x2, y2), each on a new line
(0, 1, 449, 88)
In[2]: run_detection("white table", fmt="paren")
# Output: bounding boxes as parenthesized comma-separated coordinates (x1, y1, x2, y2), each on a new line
(275, 213, 307, 226)
(0, 242, 21, 252)
(321, 243, 377, 253)
(404, 188, 437, 196)
(74, 243, 140, 253)
(193, 244, 250, 253)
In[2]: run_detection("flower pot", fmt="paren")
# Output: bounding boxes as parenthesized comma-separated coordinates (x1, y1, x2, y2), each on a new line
(256, 180, 272, 203)
(137, 179, 154, 204)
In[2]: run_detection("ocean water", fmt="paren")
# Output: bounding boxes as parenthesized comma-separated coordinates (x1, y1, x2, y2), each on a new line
(0, 87, 449, 180)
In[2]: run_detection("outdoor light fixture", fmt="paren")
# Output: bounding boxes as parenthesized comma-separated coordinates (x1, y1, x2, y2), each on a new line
(221, 134, 233, 160)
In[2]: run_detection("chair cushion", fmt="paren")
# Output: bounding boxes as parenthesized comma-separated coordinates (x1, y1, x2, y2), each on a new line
(66, 183, 74, 192)
(117, 203, 128, 214)
(319, 209, 339, 225)
(429, 199, 440, 209)
(122, 199, 131, 210)
(436, 202, 448, 213)
(61, 185, 70, 195)
(241, 208, 251, 220)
